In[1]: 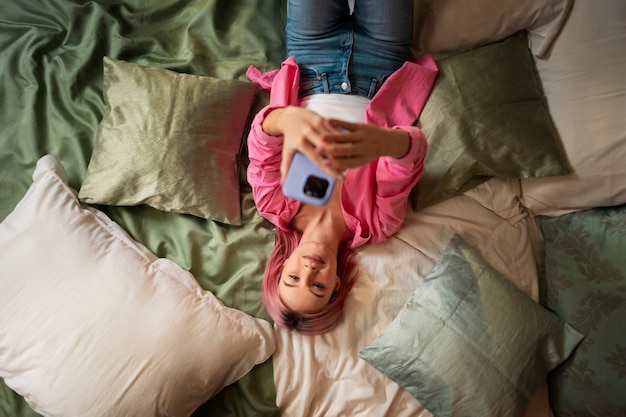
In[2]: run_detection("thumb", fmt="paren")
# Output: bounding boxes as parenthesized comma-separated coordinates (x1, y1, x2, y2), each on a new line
(280, 148, 296, 184)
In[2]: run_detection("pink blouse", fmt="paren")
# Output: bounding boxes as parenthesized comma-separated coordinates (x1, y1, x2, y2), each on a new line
(246, 56, 438, 248)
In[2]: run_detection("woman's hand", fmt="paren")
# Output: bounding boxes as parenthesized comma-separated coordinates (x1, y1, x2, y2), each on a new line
(262, 106, 345, 181)
(318, 119, 411, 171)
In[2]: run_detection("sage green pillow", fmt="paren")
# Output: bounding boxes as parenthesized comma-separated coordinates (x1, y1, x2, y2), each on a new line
(411, 32, 570, 211)
(541, 205, 626, 417)
(79, 57, 257, 225)
(359, 235, 584, 417)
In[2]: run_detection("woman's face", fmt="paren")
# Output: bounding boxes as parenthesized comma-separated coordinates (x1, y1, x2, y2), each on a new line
(279, 241, 340, 314)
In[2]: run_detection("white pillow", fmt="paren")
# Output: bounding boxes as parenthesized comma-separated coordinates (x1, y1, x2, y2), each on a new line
(0, 155, 275, 417)
(519, 0, 626, 216)
(412, 0, 572, 58)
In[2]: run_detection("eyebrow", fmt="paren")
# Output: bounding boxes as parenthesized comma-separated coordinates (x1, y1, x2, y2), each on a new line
(282, 281, 325, 298)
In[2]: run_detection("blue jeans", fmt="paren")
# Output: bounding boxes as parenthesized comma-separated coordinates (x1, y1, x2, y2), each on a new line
(286, 0, 413, 99)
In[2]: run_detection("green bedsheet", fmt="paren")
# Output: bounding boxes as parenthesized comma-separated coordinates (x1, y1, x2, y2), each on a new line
(0, 0, 286, 415)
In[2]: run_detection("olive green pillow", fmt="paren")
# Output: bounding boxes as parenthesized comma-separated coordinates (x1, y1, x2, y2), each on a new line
(79, 57, 257, 225)
(411, 32, 570, 211)
(359, 235, 584, 417)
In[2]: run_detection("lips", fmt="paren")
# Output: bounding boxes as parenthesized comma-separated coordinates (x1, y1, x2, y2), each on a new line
(303, 255, 325, 264)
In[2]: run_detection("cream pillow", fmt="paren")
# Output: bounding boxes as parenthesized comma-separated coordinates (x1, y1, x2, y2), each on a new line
(0, 155, 274, 417)
(412, 0, 572, 57)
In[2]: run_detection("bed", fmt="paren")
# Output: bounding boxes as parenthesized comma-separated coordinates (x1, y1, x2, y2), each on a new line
(1, 0, 624, 416)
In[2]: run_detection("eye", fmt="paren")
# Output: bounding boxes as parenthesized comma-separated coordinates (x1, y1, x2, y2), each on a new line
(289, 274, 299, 281)
(312, 283, 325, 290)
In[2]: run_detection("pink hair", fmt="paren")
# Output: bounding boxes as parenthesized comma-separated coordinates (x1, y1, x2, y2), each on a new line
(261, 227, 359, 336)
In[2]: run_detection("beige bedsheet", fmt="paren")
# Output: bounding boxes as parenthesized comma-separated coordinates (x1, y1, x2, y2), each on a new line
(520, 0, 626, 216)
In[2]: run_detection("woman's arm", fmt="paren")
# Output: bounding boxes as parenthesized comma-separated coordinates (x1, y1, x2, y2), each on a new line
(374, 125, 428, 193)
(317, 119, 418, 171)
(246, 106, 286, 218)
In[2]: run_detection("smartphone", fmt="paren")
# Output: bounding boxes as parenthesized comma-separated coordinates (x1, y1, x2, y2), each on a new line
(282, 152, 335, 206)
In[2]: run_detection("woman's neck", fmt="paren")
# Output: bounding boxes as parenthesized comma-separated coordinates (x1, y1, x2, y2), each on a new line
(296, 207, 345, 251)
(291, 179, 350, 245)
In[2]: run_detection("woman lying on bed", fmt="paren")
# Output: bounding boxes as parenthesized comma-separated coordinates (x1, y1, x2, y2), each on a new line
(246, 0, 438, 335)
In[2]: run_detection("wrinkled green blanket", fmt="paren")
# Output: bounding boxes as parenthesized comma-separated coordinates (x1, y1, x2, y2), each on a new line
(0, 1, 286, 416)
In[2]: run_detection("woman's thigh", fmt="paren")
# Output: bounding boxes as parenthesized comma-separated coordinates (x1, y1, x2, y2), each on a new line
(286, 0, 353, 97)
(352, 0, 413, 48)
(351, 0, 414, 87)
(286, 0, 351, 59)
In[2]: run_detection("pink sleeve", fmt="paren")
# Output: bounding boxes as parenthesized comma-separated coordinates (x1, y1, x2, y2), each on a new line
(245, 57, 304, 228)
(246, 106, 291, 226)
(374, 125, 428, 238)
(344, 125, 428, 247)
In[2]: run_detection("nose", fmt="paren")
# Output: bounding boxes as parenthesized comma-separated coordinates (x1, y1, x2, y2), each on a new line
(303, 262, 318, 271)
